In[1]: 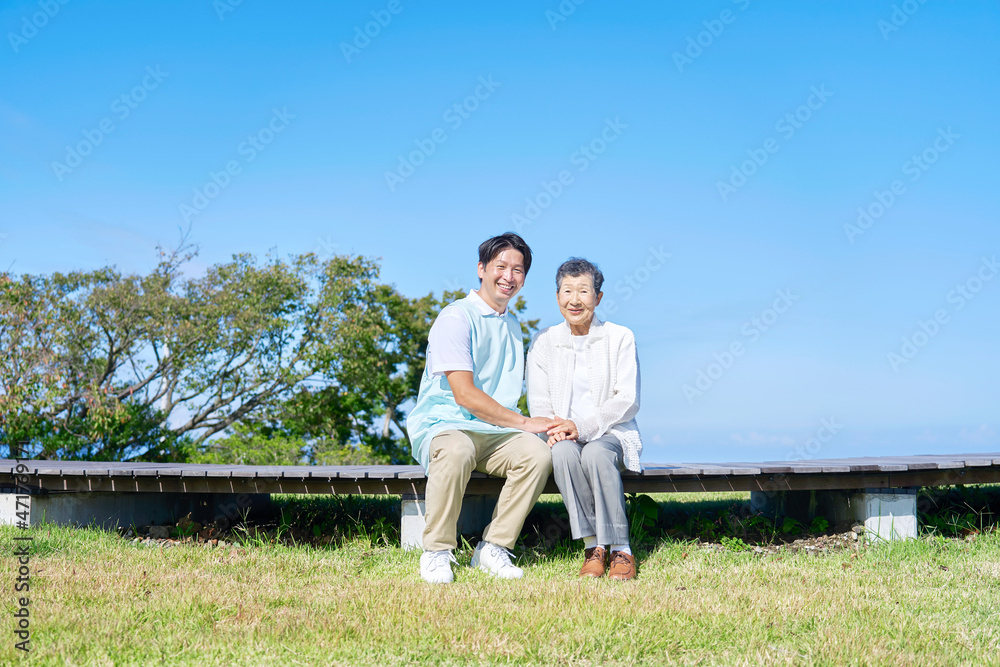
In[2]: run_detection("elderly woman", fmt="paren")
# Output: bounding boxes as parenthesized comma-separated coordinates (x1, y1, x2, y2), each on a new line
(526, 258, 642, 580)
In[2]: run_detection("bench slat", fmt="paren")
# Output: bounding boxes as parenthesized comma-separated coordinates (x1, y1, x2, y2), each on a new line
(1, 455, 997, 496)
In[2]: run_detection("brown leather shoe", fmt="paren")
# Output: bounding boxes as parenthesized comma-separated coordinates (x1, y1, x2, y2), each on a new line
(579, 546, 607, 577)
(608, 550, 636, 580)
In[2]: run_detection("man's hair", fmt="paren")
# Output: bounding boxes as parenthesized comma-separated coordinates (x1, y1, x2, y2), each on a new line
(555, 257, 604, 293)
(478, 232, 533, 274)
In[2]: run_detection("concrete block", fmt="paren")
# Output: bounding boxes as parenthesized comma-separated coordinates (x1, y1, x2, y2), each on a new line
(400, 493, 498, 551)
(850, 488, 917, 542)
(749, 487, 918, 541)
(0, 492, 30, 527)
(750, 489, 813, 522)
(456, 494, 498, 535)
(1, 491, 271, 530)
(400, 494, 425, 551)
(750, 489, 832, 523)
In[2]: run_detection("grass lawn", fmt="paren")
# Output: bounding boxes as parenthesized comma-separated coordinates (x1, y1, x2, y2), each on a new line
(2, 492, 999, 666)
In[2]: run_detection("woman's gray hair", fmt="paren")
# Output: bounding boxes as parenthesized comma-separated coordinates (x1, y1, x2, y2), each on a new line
(555, 257, 604, 293)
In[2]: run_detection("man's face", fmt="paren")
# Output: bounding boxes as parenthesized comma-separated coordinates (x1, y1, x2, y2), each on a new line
(477, 248, 525, 312)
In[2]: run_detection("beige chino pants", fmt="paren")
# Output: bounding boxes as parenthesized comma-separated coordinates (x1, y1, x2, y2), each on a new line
(423, 430, 552, 552)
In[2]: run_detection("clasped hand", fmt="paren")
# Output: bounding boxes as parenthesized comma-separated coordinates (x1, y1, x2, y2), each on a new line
(545, 418, 578, 447)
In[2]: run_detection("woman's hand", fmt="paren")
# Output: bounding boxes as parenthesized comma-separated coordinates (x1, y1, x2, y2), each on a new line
(545, 418, 578, 446)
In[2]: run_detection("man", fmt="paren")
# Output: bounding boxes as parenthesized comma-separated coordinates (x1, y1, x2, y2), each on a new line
(407, 232, 557, 584)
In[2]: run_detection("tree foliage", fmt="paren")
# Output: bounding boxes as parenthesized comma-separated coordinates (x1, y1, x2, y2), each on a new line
(0, 248, 540, 465)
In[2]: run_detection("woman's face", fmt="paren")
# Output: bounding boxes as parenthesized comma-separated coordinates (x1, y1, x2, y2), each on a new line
(557, 274, 603, 335)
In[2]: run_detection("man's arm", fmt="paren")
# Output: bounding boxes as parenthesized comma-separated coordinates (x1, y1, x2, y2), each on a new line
(445, 370, 557, 434)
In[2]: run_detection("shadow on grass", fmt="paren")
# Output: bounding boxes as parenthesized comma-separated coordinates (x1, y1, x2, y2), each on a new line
(118, 484, 1000, 553)
(517, 493, 763, 559)
(918, 484, 1000, 537)
(239, 494, 402, 548)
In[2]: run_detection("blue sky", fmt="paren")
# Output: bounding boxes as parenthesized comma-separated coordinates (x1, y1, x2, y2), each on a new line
(2, 0, 998, 463)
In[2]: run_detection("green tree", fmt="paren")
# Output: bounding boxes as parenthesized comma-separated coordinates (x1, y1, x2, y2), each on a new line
(1, 247, 397, 461)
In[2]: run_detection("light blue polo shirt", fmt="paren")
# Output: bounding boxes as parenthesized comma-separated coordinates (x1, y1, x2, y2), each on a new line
(406, 291, 525, 469)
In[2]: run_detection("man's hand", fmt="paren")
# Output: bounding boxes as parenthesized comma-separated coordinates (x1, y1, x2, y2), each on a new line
(522, 416, 560, 434)
(545, 418, 578, 446)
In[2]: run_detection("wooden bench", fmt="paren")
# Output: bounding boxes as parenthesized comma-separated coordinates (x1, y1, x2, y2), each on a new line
(3, 453, 999, 544)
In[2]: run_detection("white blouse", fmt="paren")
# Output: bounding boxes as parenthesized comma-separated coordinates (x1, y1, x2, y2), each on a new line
(526, 318, 643, 472)
(568, 335, 594, 424)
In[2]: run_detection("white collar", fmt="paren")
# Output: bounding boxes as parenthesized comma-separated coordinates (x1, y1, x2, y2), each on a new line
(468, 289, 508, 317)
(553, 317, 606, 346)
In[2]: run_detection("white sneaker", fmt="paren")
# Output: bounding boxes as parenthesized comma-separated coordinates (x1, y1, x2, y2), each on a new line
(471, 541, 523, 579)
(420, 550, 456, 584)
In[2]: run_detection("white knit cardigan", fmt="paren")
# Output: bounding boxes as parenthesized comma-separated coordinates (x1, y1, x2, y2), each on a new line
(526, 318, 643, 472)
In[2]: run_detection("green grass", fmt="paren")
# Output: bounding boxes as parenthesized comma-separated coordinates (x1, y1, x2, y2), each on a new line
(2, 489, 999, 666)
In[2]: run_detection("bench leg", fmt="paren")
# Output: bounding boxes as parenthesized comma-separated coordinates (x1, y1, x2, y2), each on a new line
(750, 488, 918, 541)
(1, 490, 271, 530)
(400, 494, 425, 551)
(846, 488, 918, 542)
(0, 492, 30, 527)
(400, 493, 499, 551)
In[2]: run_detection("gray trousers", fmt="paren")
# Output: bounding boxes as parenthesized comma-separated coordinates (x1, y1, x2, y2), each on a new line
(550, 433, 629, 545)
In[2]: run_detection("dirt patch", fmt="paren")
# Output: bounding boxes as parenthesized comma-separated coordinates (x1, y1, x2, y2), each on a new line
(697, 525, 867, 555)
